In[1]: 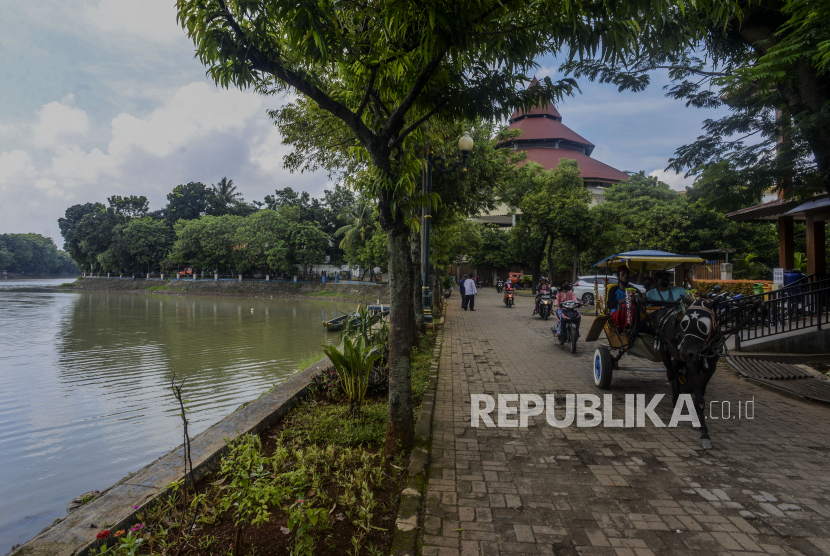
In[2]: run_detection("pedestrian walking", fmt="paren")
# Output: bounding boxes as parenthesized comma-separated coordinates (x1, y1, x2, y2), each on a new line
(462, 274, 477, 311)
(459, 274, 467, 308)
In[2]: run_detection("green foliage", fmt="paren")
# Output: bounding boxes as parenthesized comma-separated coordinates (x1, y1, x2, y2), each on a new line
(219, 435, 289, 529)
(165, 182, 216, 221)
(410, 331, 437, 418)
(321, 337, 381, 413)
(277, 401, 387, 447)
(583, 171, 775, 269)
(430, 216, 481, 273)
(341, 305, 388, 348)
(561, 1, 830, 197)
(287, 502, 328, 556)
(468, 224, 512, 270)
(0, 234, 78, 274)
(733, 253, 771, 280)
(794, 252, 808, 273)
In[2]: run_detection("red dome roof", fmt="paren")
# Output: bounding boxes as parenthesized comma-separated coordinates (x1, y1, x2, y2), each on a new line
(509, 103, 562, 121)
(519, 148, 630, 182)
(508, 117, 593, 148)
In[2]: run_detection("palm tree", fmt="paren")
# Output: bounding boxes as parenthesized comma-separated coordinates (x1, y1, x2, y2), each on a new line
(336, 200, 378, 280)
(335, 200, 376, 249)
(213, 177, 243, 204)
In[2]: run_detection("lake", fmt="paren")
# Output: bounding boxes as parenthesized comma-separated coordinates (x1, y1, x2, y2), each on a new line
(0, 279, 352, 550)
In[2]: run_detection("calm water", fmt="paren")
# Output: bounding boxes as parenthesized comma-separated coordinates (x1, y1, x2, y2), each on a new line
(0, 279, 352, 550)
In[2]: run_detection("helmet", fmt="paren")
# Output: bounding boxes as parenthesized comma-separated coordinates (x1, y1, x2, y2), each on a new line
(540, 276, 547, 282)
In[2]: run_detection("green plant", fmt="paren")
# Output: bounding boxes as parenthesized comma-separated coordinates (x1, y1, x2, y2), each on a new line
(733, 253, 770, 280)
(341, 304, 387, 348)
(115, 532, 143, 556)
(321, 336, 381, 414)
(440, 275, 454, 290)
(287, 501, 327, 556)
(219, 435, 289, 556)
(794, 252, 808, 273)
(199, 534, 216, 550)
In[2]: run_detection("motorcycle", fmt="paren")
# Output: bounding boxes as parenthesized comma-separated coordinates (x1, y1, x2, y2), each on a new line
(553, 300, 582, 354)
(496, 279, 504, 294)
(503, 288, 514, 308)
(538, 291, 553, 320)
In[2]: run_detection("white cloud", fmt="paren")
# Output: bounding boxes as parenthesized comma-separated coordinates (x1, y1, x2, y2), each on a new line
(649, 168, 694, 191)
(86, 0, 186, 44)
(31, 100, 90, 148)
(109, 83, 262, 158)
(50, 146, 118, 185)
(0, 150, 34, 184)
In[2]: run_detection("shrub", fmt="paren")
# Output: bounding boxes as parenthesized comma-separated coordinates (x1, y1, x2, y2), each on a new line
(321, 337, 380, 414)
(696, 279, 772, 296)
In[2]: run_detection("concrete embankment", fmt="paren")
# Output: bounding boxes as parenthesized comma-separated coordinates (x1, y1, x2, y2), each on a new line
(57, 277, 389, 304)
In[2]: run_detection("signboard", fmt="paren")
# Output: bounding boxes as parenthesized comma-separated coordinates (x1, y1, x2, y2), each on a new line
(773, 268, 784, 285)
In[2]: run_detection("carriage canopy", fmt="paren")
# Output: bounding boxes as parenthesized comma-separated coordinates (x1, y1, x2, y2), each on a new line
(594, 250, 704, 272)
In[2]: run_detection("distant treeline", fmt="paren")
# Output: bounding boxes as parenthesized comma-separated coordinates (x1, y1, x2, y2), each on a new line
(59, 180, 357, 275)
(0, 234, 78, 275)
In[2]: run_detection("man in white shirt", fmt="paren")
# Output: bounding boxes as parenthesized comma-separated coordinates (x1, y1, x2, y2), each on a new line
(462, 275, 478, 311)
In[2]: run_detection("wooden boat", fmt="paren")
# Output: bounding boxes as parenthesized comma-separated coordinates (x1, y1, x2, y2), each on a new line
(323, 313, 351, 331)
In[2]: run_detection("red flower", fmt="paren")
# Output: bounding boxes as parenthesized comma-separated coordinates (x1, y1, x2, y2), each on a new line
(96, 530, 111, 540)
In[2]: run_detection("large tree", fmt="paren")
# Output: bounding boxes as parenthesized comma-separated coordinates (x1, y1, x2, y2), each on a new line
(177, 0, 660, 454)
(562, 0, 830, 198)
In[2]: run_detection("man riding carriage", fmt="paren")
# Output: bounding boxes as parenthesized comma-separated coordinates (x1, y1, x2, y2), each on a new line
(585, 250, 756, 449)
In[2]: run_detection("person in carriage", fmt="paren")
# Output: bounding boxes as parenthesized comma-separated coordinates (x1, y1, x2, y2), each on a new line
(606, 266, 637, 329)
(647, 270, 696, 303)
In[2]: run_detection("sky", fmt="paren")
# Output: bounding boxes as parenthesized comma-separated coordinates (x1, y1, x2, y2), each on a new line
(0, 1, 730, 247)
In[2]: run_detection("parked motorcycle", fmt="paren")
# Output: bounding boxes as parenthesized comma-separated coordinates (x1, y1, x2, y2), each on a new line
(538, 291, 553, 320)
(553, 300, 582, 354)
(503, 289, 514, 308)
(496, 279, 504, 293)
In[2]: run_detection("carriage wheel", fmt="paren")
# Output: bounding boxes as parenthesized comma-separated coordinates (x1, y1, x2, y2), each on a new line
(593, 346, 614, 389)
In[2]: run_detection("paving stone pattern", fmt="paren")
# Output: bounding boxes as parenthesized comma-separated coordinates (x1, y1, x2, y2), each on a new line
(425, 289, 830, 556)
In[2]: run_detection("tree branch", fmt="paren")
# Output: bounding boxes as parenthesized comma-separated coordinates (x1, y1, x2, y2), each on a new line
(382, 53, 446, 140)
(624, 65, 731, 77)
(216, 1, 379, 150)
(356, 66, 378, 119)
(392, 102, 447, 149)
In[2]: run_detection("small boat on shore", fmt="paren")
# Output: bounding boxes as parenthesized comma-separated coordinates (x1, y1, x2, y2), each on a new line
(322, 305, 390, 331)
(323, 313, 352, 331)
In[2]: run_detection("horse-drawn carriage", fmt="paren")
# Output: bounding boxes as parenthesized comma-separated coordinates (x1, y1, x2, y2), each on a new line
(584, 250, 705, 389)
(583, 250, 759, 449)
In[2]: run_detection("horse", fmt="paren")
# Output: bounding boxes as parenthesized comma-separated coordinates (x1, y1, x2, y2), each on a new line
(648, 290, 755, 449)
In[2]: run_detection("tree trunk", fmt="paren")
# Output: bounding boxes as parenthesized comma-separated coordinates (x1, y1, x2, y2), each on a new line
(546, 237, 554, 286)
(531, 231, 550, 290)
(410, 228, 424, 340)
(384, 226, 415, 455)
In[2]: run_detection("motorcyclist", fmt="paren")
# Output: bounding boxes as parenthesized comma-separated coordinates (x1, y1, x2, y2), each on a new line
(555, 280, 577, 336)
(533, 276, 553, 315)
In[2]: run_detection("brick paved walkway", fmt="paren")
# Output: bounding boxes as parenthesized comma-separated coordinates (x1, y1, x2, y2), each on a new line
(424, 288, 830, 556)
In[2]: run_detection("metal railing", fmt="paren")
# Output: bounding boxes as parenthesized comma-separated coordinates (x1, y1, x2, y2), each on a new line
(718, 277, 830, 350)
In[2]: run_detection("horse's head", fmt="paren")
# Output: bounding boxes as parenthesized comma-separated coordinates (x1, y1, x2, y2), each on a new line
(678, 298, 717, 362)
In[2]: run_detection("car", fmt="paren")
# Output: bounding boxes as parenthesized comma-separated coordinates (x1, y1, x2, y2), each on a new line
(572, 275, 645, 305)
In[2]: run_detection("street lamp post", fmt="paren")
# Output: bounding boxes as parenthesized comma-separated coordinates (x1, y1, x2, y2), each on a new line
(423, 132, 474, 322)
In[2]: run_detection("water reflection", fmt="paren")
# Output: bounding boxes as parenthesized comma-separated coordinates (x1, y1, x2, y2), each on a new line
(0, 281, 350, 549)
